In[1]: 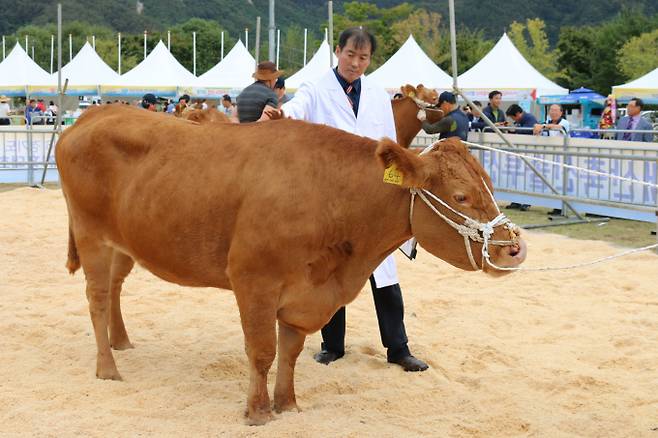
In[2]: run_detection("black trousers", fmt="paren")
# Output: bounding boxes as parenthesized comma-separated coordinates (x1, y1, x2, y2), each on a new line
(320, 275, 410, 362)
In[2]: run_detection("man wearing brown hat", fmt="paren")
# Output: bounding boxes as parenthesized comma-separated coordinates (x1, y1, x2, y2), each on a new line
(236, 61, 282, 123)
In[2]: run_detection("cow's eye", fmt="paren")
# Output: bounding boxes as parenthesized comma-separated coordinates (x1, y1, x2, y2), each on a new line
(453, 194, 467, 203)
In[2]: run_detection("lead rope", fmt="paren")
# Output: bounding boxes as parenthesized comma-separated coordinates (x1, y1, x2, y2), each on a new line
(410, 140, 658, 272)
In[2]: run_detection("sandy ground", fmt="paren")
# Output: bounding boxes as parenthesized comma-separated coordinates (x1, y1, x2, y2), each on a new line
(1, 187, 657, 438)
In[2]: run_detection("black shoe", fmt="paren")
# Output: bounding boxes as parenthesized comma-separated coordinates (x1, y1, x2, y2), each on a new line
(547, 209, 562, 216)
(505, 202, 521, 210)
(388, 355, 429, 372)
(518, 204, 531, 212)
(313, 349, 344, 365)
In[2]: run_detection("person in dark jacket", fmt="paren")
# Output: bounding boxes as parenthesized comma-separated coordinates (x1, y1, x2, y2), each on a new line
(419, 91, 469, 141)
(506, 104, 539, 135)
(482, 90, 507, 126)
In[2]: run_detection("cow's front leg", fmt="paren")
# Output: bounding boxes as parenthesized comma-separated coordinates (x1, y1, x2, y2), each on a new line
(273, 322, 305, 413)
(234, 290, 278, 425)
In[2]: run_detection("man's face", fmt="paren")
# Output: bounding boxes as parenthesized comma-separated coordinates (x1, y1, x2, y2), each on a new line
(511, 112, 523, 122)
(222, 99, 230, 108)
(439, 101, 453, 114)
(335, 38, 371, 83)
(275, 88, 285, 99)
(627, 100, 641, 117)
(29, 101, 36, 108)
(548, 104, 562, 121)
(490, 93, 502, 109)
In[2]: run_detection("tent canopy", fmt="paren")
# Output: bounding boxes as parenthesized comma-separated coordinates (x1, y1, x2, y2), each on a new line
(538, 87, 605, 105)
(195, 40, 256, 91)
(612, 67, 658, 103)
(102, 40, 197, 96)
(286, 39, 337, 90)
(367, 35, 452, 91)
(51, 42, 120, 94)
(457, 33, 568, 99)
(0, 43, 53, 95)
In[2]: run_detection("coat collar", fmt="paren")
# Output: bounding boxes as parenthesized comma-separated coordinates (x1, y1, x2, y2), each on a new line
(319, 69, 373, 121)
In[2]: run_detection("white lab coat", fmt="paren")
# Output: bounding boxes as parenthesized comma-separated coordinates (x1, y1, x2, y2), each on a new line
(283, 69, 399, 288)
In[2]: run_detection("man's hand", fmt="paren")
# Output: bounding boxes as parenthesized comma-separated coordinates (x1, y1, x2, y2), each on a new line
(263, 107, 285, 120)
(533, 123, 544, 135)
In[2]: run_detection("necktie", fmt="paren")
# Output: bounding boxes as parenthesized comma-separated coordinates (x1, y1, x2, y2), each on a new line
(623, 117, 633, 141)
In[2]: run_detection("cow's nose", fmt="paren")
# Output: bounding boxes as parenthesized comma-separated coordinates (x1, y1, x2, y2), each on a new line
(508, 244, 520, 257)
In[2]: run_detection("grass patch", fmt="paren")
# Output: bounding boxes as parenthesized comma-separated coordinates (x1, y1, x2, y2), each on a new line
(502, 204, 657, 248)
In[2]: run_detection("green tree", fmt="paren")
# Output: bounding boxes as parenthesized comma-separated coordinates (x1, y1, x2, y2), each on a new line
(555, 27, 596, 90)
(508, 18, 561, 81)
(617, 28, 658, 82)
(330, 2, 415, 70)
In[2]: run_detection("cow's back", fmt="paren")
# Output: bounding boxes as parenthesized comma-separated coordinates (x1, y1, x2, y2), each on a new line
(56, 105, 382, 290)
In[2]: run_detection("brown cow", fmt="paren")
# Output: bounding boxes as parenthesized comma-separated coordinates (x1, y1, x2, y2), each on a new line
(393, 84, 445, 148)
(183, 107, 231, 124)
(56, 104, 526, 425)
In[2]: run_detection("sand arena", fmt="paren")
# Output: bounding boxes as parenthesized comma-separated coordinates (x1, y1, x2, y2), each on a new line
(1, 187, 657, 437)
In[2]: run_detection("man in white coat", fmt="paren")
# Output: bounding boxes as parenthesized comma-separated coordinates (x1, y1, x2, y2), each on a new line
(282, 27, 428, 372)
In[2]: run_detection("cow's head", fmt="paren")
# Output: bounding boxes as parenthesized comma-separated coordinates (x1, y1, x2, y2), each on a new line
(376, 137, 526, 275)
(400, 84, 439, 107)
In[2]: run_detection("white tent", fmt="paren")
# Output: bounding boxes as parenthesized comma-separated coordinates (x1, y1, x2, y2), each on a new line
(613, 67, 658, 103)
(457, 33, 567, 100)
(50, 42, 120, 95)
(367, 35, 452, 91)
(102, 40, 197, 96)
(194, 40, 255, 96)
(286, 39, 337, 90)
(0, 43, 54, 95)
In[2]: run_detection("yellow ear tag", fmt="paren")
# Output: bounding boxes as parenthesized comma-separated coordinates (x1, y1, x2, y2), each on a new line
(408, 91, 415, 97)
(383, 164, 404, 185)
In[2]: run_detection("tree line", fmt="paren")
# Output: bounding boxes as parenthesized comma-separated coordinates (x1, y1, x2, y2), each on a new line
(4, 2, 658, 94)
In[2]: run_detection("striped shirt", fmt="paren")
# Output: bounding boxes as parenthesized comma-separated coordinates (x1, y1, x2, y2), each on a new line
(236, 81, 278, 123)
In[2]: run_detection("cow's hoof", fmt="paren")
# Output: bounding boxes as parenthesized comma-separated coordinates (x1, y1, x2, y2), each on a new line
(244, 410, 273, 426)
(273, 400, 300, 413)
(110, 339, 134, 351)
(96, 367, 122, 381)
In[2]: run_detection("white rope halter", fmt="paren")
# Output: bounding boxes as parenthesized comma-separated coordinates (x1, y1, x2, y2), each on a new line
(409, 142, 520, 270)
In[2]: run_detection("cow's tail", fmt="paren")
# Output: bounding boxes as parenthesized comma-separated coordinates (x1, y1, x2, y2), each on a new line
(67, 225, 81, 275)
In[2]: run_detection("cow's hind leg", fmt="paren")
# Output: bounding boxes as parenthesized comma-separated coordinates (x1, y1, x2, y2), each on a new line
(79, 242, 121, 380)
(233, 288, 278, 425)
(273, 323, 305, 413)
(109, 250, 135, 350)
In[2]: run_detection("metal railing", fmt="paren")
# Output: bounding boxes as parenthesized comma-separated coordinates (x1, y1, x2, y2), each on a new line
(0, 123, 61, 185)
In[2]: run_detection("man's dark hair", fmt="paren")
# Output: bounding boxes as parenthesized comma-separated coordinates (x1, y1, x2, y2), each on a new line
(630, 97, 644, 109)
(506, 104, 523, 117)
(473, 100, 482, 108)
(222, 94, 231, 103)
(274, 77, 286, 89)
(488, 90, 502, 100)
(338, 27, 377, 54)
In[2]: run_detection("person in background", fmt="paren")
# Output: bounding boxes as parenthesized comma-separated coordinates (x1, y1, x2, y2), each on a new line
(174, 94, 191, 117)
(482, 90, 507, 126)
(615, 98, 653, 142)
(220, 94, 237, 121)
(504, 104, 538, 211)
(469, 100, 486, 131)
(0, 95, 11, 125)
(418, 91, 469, 141)
(141, 93, 157, 112)
(274, 77, 289, 107)
(236, 61, 281, 123)
(25, 99, 43, 125)
(506, 104, 538, 135)
(534, 103, 570, 137)
(166, 99, 176, 114)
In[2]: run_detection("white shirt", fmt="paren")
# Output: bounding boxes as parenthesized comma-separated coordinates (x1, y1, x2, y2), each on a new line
(283, 69, 400, 288)
(0, 102, 10, 118)
(543, 118, 570, 137)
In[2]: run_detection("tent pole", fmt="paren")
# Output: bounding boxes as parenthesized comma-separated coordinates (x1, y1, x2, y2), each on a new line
(193, 31, 197, 75)
(276, 29, 280, 69)
(255, 17, 261, 65)
(220, 31, 224, 60)
(303, 28, 307, 66)
(328, 1, 334, 68)
(446, 0, 583, 220)
(118, 32, 121, 75)
(50, 35, 54, 73)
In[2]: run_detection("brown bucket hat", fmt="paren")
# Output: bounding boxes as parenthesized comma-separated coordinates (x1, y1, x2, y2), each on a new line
(0, 95, 9, 103)
(252, 61, 283, 81)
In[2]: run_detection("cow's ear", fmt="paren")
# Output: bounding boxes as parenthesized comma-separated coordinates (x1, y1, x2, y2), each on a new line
(400, 84, 416, 97)
(376, 138, 430, 188)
